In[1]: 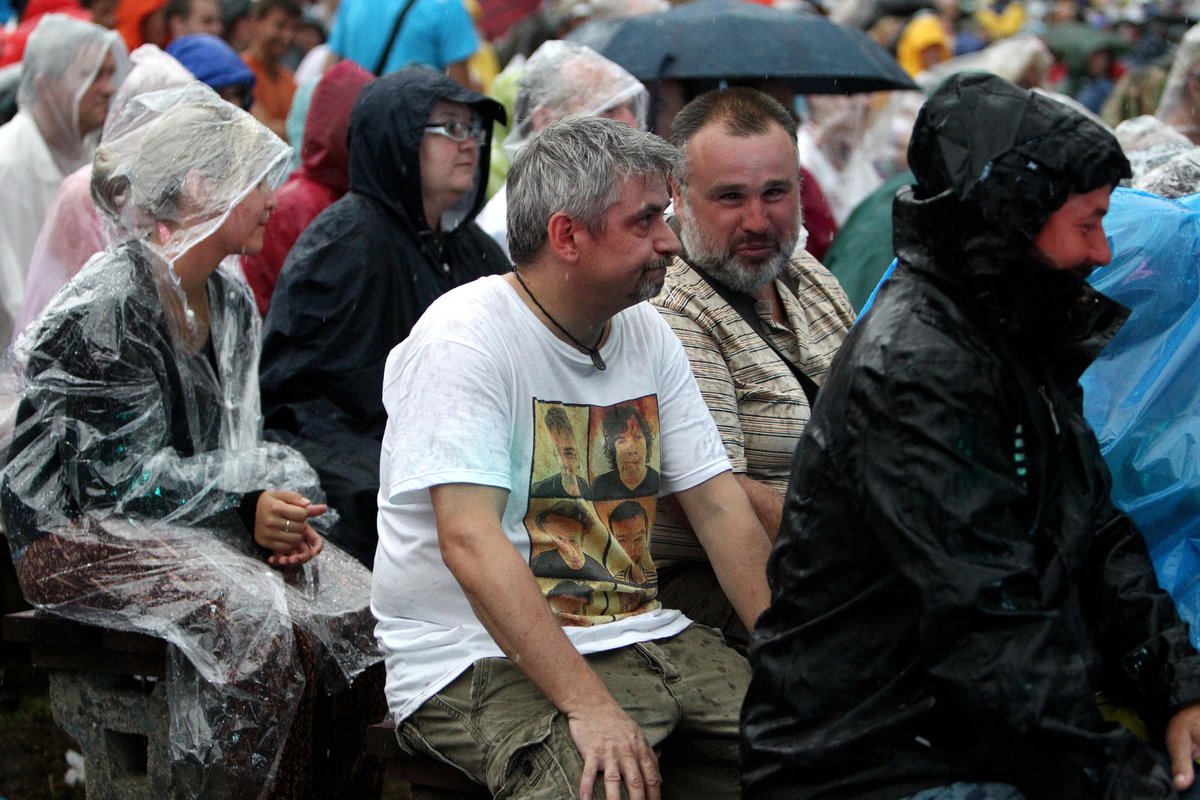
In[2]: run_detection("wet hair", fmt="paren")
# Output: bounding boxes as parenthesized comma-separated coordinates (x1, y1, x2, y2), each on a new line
(506, 115, 678, 267)
(250, 0, 300, 20)
(608, 500, 648, 530)
(165, 0, 199, 23)
(669, 87, 798, 188)
(601, 405, 653, 471)
(535, 500, 593, 533)
(543, 405, 575, 440)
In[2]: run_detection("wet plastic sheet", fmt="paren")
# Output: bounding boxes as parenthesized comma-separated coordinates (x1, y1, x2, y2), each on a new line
(1082, 187, 1200, 647)
(503, 38, 647, 161)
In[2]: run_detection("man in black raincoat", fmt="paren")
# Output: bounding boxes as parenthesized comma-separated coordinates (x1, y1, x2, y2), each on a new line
(742, 72, 1200, 800)
(259, 66, 510, 565)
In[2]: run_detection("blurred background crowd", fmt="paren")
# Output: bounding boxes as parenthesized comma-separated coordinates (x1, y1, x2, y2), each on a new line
(5, 0, 1200, 316)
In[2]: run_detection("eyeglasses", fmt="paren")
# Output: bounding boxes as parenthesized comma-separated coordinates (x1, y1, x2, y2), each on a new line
(423, 119, 488, 144)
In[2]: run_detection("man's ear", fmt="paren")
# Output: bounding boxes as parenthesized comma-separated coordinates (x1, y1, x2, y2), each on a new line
(668, 174, 684, 207)
(546, 211, 582, 263)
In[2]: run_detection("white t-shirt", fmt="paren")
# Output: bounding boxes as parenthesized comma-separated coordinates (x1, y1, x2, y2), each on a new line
(372, 275, 730, 722)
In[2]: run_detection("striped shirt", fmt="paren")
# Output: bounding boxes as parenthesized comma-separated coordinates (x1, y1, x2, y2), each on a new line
(650, 251, 856, 564)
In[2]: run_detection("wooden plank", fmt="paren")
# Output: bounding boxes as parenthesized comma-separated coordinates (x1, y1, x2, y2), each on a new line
(4, 611, 165, 657)
(30, 646, 165, 678)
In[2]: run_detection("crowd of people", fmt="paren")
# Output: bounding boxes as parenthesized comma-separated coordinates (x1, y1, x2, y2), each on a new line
(8, 0, 1200, 797)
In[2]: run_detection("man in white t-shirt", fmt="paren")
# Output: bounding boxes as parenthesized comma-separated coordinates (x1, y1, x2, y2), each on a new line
(372, 116, 772, 798)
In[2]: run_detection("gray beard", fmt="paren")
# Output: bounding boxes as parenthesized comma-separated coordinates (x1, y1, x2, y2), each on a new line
(678, 211, 797, 295)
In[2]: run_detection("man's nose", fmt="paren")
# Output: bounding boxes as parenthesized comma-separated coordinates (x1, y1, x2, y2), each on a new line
(742, 199, 770, 233)
(1093, 230, 1113, 267)
(656, 218, 680, 256)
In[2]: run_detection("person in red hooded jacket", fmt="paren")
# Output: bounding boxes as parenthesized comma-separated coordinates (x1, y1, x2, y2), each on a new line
(240, 59, 372, 315)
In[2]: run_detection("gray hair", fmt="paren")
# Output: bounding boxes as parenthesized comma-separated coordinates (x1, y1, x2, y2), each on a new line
(506, 115, 679, 267)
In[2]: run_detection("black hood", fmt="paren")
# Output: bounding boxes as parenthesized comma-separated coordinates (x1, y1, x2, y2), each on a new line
(896, 74, 1132, 374)
(346, 65, 505, 234)
(907, 72, 1130, 249)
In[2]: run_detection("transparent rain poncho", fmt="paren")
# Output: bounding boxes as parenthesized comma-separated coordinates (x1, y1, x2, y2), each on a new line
(503, 39, 648, 161)
(1113, 115, 1200, 199)
(1, 83, 379, 798)
(1156, 21, 1200, 144)
(18, 13, 129, 174)
(17, 44, 194, 339)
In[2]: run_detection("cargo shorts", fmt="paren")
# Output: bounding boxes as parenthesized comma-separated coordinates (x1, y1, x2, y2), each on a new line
(398, 624, 748, 799)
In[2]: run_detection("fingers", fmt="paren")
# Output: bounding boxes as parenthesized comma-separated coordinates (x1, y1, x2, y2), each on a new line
(267, 531, 324, 567)
(575, 733, 659, 800)
(306, 529, 324, 557)
(305, 502, 328, 518)
(604, 765, 626, 800)
(578, 755, 598, 800)
(1168, 724, 1197, 790)
(267, 489, 310, 506)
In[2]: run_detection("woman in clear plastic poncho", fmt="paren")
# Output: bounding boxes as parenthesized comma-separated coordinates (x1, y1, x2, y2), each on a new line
(0, 83, 382, 799)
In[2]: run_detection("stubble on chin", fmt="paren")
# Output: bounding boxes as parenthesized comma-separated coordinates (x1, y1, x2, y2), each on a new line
(632, 255, 673, 302)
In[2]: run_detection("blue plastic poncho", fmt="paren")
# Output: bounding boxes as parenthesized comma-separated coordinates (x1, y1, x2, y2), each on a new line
(1083, 186, 1200, 647)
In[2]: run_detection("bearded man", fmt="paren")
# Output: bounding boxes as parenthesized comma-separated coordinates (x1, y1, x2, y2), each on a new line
(651, 87, 855, 650)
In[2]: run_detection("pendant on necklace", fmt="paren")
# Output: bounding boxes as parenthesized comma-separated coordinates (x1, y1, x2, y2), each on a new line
(589, 350, 607, 371)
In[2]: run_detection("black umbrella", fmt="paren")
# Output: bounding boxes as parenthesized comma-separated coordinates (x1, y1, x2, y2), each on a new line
(568, 0, 918, 94)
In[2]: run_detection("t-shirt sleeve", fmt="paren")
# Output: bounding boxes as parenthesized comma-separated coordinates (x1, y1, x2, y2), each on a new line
(381, 335, 514, 504)
(648, 308, 732, 494)
(435, 0, 480, 66)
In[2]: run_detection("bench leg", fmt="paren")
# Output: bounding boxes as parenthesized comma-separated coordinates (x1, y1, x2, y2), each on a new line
(48, 671, 177, 800)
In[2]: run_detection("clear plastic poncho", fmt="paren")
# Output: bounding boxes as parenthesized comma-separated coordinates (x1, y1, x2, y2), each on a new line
(1113, 115, 1200, 199)
(1, 83, 379, 798)
(17, 44, 194, 339)
(1156, 21, 1200, 144)
(1081, 187, 1200, 650)
(504, 39, 648, 161)
(18, 13, 129, 174)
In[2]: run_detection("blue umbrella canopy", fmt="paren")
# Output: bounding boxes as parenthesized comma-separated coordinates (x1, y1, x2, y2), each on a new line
(569, 0, 918, 94)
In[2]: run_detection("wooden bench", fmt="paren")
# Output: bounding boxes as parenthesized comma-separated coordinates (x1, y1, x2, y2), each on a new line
(2, 611, 489, 799)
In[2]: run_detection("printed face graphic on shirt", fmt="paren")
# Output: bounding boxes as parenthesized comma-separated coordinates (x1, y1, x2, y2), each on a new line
(551, 429, 581, 483)
(541, 512, 585, 569)
(526, 397, 662, 627)
(612, 511, 647, 564)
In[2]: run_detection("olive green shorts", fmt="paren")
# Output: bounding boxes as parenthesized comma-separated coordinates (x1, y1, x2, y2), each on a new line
(399, 624, 749, 799)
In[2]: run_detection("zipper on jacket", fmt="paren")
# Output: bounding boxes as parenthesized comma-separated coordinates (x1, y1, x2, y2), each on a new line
(1037, 386, 1060, 435)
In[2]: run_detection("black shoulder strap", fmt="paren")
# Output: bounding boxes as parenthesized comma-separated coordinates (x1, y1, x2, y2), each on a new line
(685, 259, 822, 408)
(373, 0, 421, 76)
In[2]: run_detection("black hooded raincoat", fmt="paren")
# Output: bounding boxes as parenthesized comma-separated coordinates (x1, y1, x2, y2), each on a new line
(259, 67, 509, 564)
(742, 73, 1200, 800)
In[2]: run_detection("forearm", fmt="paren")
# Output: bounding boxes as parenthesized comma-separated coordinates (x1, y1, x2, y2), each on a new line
(735, 473, 784, 542)
(678, 472, 771, 630)
(444, 532, 620, 715)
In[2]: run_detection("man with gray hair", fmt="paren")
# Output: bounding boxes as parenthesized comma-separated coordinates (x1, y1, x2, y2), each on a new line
(372, 115, 771, 798)
(476, 38, 647, 257)
(651, 87, 855, 650)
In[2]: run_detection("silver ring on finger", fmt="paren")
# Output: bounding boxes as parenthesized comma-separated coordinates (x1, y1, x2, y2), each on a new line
(285, 519, 291, 533)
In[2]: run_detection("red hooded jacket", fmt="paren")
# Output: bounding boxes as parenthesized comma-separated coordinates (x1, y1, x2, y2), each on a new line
(241, 60, 372, 315)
